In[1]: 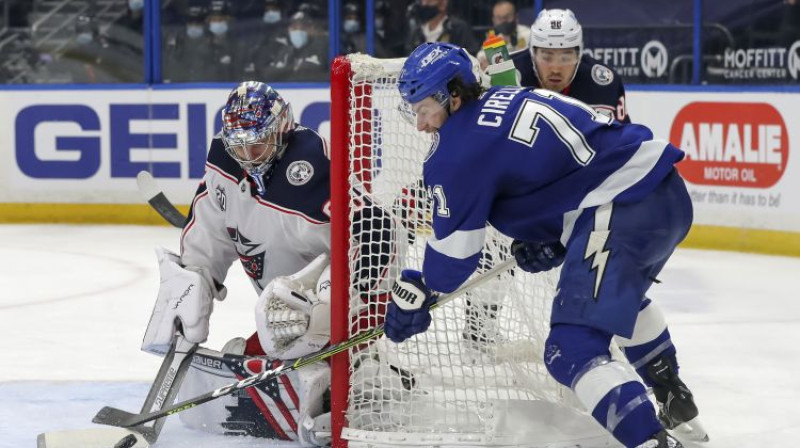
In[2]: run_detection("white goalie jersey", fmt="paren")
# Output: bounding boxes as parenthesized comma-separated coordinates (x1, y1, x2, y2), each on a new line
(174, 125, 406, 445)
(181, 126, 332, 293)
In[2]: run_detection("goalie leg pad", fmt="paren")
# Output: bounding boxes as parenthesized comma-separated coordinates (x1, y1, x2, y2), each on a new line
(546, 324, 663, 448)
(176, 346, 330, 443)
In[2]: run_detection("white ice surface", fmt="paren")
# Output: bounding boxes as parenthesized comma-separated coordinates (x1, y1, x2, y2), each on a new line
(1, 224, 799, 448)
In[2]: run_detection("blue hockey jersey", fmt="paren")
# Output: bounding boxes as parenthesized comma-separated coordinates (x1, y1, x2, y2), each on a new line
(421, 86, 683, 293)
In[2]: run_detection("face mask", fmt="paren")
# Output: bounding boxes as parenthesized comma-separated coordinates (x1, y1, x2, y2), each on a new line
(263, 10, 281, 24)
(186, 24, 204, 39)
(289, 29, 308, 48)
(416, 5, 439, 23)
(209, 21, 228, 35)
(343, 19, 360, 33)
(76, 32, 93, 45)
(375, 17, 384, 30)
(128, 0, 144, 11)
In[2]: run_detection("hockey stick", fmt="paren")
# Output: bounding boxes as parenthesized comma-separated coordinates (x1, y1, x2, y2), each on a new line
(91, 333, 197, 447)
(93, 258, 517, 429)
(136, 171, 187, 228)
(40, 333, 196, 448)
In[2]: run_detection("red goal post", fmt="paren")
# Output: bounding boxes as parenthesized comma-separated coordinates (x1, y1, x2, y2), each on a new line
(329, 53, 613, 448)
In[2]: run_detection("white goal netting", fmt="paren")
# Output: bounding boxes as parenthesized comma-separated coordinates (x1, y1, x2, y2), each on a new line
(330, 53, 614, 448)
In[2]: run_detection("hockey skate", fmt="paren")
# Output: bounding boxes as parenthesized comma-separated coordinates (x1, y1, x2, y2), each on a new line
(646, 355, 709, 442)
(635, 430, 684, 448)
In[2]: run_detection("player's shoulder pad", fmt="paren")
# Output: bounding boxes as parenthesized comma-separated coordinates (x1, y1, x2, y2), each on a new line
(205, 133, 245, 183)
(577, 54, 624, 89)
(510, 47, 538, 87)
(259, 126, 330, 223)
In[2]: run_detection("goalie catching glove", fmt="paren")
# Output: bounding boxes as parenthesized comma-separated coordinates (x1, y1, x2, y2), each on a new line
(256, 253, 331, 360)
(385, 269, 436, 343)
(142, 247, 226, 355)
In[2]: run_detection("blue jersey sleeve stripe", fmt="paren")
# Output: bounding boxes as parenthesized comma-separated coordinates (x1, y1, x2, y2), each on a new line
(428, 227, 486, 260)
(561, 139, 667, 245)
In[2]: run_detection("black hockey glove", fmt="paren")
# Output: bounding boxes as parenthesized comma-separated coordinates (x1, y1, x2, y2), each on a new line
(511, 240, 567, 273)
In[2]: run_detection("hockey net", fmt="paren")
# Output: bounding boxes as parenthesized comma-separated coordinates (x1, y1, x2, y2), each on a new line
(329, 54, 612, 448)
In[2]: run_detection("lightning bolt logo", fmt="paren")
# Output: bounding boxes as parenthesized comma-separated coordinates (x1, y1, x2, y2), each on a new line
(584, 230, 611, 300)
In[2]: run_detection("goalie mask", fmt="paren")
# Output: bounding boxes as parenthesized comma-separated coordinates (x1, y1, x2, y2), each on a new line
(222, 81, 296, 180)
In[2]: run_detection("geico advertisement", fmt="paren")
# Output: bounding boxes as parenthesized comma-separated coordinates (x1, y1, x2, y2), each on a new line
(0, 87, 331, 204)
(628, 90, 799, 232)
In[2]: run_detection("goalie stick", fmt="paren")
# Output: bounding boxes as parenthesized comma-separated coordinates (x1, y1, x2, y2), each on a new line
(136, 171, 187, 228)
(38, 332, 197, 448)
(93, 258, 518, 429)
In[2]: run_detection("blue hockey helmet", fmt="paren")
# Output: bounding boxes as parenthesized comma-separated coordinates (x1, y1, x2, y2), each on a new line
(398, 42, 478, 105)
(221, 81, 295, 175)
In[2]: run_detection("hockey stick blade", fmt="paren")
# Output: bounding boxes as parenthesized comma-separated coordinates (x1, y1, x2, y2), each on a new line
(136, 171, 187, 228)
(95, 259, 517, 428)
(93, 406, 143, 428)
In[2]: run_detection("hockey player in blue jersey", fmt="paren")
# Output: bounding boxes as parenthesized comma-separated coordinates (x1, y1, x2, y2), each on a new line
(510, 9, 630, 122)
(385, 43, 706, 448)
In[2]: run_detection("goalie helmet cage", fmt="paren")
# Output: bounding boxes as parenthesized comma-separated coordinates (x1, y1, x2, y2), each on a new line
(329, 54, 615, 448)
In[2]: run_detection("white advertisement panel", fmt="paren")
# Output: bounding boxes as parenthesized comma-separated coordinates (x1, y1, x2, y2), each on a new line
(0, 87, 330, 205)
(627, 90, 799, 232)
(1, 87, 798, 234)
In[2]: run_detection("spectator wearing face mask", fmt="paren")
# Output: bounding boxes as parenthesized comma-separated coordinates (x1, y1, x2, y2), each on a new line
(405, 0, 480, 56)
(163, 0, 239, 82)
(476, 0, 530, 70)
(239, 0, 288, 78)
(340, 2, 366, 54)
(101, 0, 153, 81)
(58, 14, 124, 83)
(192, 0, 242, 81)
(258, 9, 328, 82)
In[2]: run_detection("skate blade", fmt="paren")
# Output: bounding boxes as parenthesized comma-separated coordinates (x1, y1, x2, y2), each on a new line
(671, 416, 709, 443)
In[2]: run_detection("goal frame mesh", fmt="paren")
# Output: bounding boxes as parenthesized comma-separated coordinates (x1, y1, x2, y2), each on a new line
(329, 53, 613, 448)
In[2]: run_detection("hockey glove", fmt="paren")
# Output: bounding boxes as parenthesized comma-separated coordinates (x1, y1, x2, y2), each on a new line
(511, 240, 567, 274)
(385, 270, 436, 343)
(256, 253, 331, 360)
(142, 247, 226, 355)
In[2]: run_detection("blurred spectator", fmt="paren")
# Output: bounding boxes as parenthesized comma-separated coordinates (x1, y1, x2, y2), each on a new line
(258, 10, 328, 82)
(56, 14, 132, 83)
(164, 0, 242, 82)
(295, 1, 327, 35)
(102, 0, 147, 81)
(375, 0, 409, 57)
(406, 0, 481, 56)
(239, 0, 288, 78)
(341, 1, 366, 54)
(163, 0, 207, 82)
(477, 1, 531, 70)
(165, 0, 244, 82)
(262, 0, 285, 27)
